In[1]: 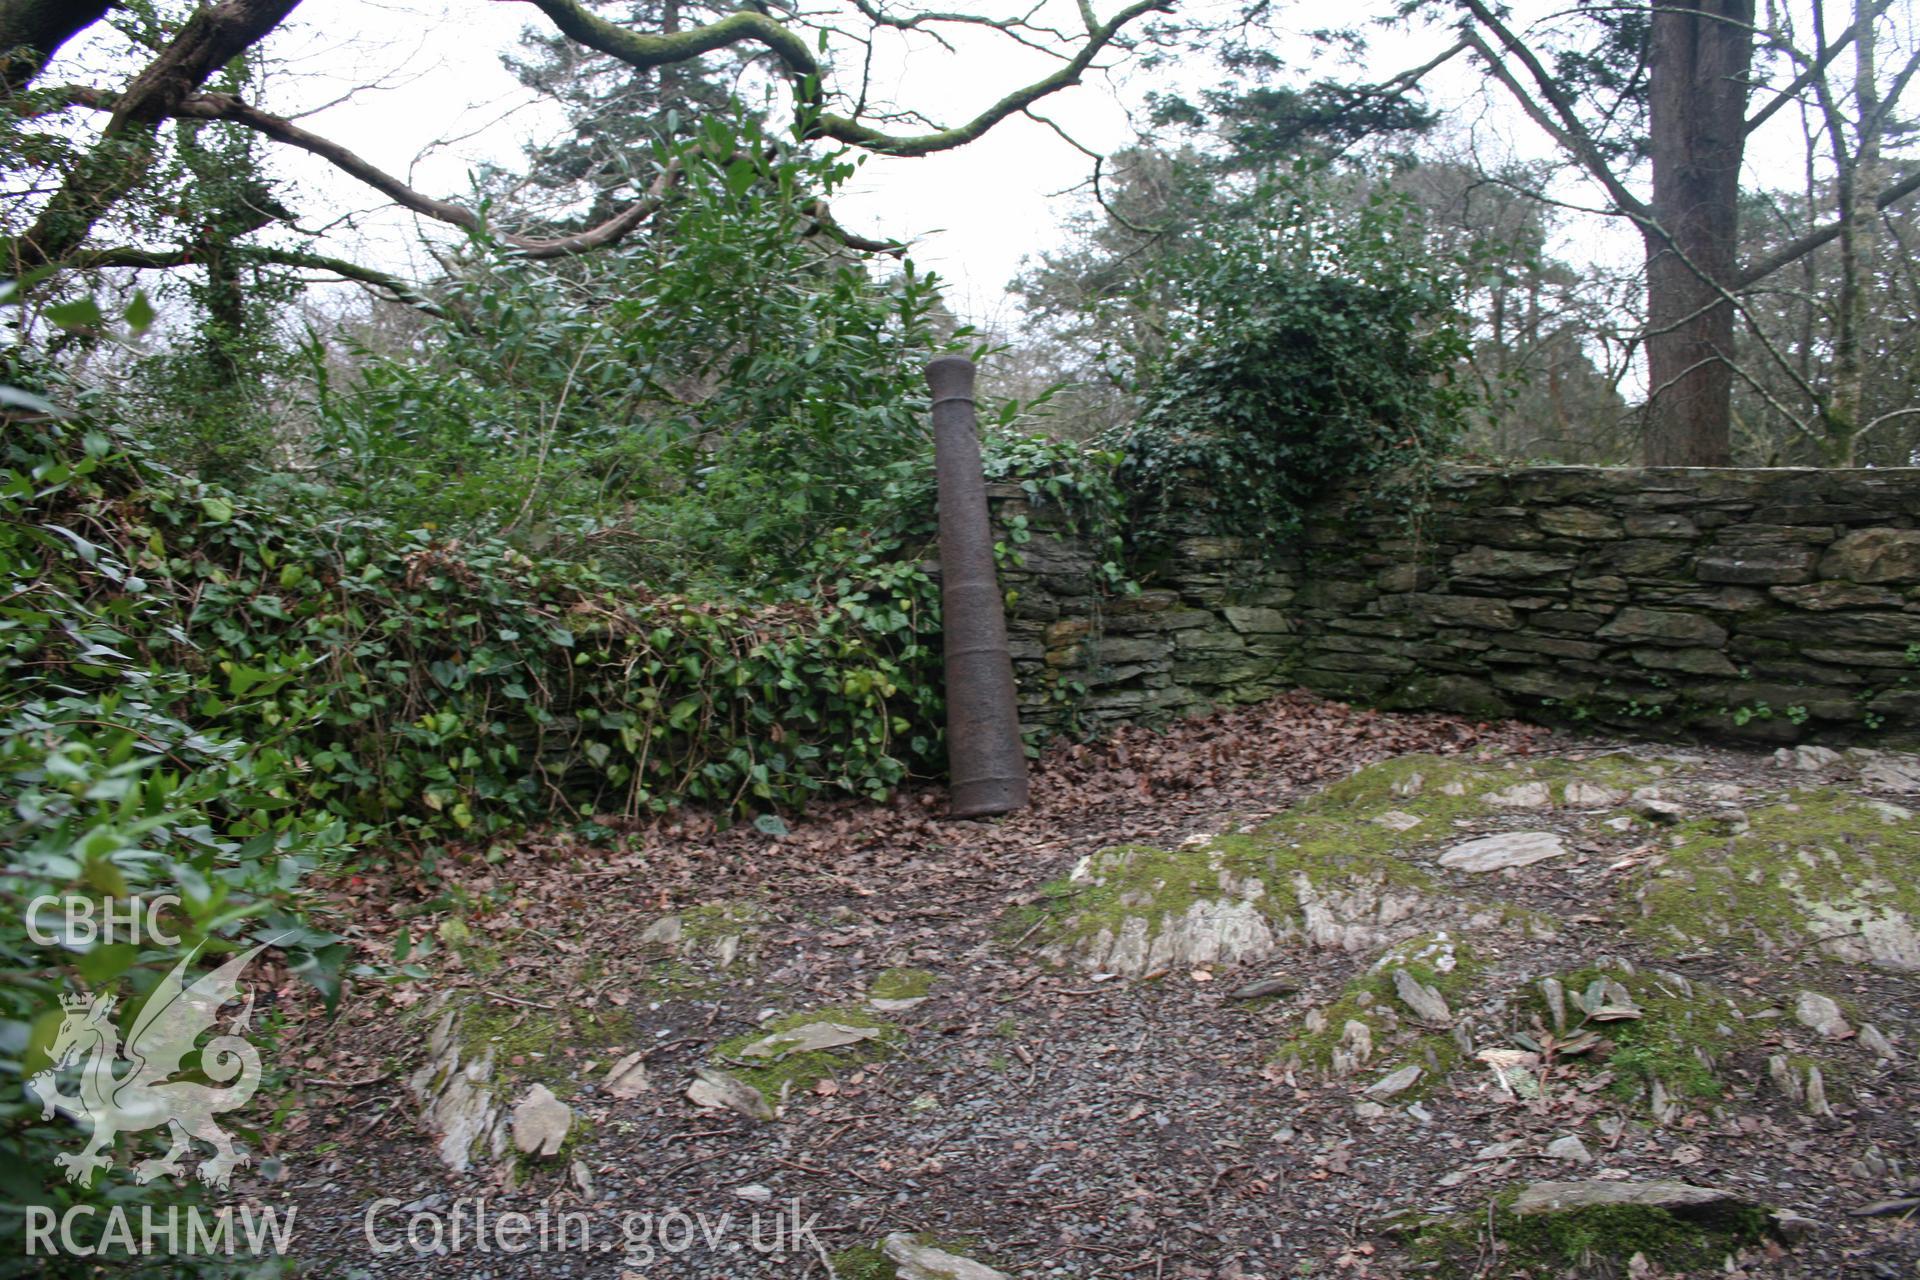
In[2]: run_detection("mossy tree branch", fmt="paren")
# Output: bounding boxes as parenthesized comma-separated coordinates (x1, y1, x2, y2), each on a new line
(519, 0, 1171, 158)
(77, 244, 449, 317)
(9, 0, 303, 273)
(6, 0, 1165, 290)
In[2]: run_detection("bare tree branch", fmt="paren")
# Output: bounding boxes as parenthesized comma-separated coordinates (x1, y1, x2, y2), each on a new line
(1735, 164, 1920, 286)
(10, 0, 1166, 287)
(522, 0, 1169, 158)
(174, 93, 683, 259)
(10, 0, 304, 272)
(0, 0, 115, 95)
(77, 243, 447, 316)
(1743, 2, 1880, 135)
(817, 0, 1167, 155)
(1458, 4, 1653, 223)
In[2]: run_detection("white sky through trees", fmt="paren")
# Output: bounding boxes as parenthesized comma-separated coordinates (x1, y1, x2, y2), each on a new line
(39, 0, 1915, 331)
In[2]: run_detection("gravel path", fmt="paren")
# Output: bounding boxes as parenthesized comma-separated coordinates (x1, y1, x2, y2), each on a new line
(248, 694, 1919, 1279)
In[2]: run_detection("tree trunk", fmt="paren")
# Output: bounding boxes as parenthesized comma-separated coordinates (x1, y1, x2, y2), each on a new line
(0, 0, 113, 95)
(1825, 0, 1881, 465)
(1641, 0, 1754, 465)
(12, 0, 301, 272)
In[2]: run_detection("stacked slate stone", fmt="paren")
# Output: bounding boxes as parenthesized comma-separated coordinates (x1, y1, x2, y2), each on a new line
(980, 468, 1920, 745)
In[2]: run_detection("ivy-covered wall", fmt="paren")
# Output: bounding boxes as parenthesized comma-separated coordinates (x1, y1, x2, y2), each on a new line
(992, 466, 1920, 744)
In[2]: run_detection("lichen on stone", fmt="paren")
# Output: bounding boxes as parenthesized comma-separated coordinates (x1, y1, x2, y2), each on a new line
(1632, 789, 1920, 970)
(711, 1005, 900, 1106)
(1274, 932, 1483, 1094)
(1016, 753, 1600, 975)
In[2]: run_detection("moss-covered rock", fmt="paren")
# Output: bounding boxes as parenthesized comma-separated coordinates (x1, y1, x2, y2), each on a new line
(677, 900, 769, 970)
(1632, 790, 1920, 970)
(1517, 964, 1759, 1113)
(869, 967, 936, 1008)
(1275, 933, 1482, 1095)
(829, 1242, 897, 1280)
(1017, 754, 1588, 974)
(711, 1006, 900, 1108)
(406, 991, 638, 1172)
(452, 998, 635, 1093)
(637, 899, 771, 993)
(831, 1234, 1006, 1280)
(1405, 1183, 1776, 1278)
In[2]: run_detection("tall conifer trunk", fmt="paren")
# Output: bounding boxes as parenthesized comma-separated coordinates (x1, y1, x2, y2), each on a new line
(1642, 0, 1753, 465)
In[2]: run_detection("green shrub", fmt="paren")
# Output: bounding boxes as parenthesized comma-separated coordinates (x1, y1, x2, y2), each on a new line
(1, 412, 347, 1275)
(0, 390, 947, 1267)
(1114, 174, 1469, 550)
(306, 122, 956, 591)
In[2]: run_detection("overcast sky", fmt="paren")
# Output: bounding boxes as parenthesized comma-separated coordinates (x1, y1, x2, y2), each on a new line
(238, 0, 1535, 318)
(253, 0, 1153, 315)
(60, 0, 1898, 324)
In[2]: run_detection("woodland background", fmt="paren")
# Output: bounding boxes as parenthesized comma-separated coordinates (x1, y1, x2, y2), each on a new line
(3, 0, 1919, 1270)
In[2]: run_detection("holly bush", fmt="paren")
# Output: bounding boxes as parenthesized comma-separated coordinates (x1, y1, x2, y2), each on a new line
(1113, 172, 1470, 551)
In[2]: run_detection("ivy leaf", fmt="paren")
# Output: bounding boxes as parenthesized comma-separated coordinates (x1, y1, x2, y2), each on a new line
(291, 943, 351, 1014)
(0, 385, 57, 415)
(75, 943, 138, 986)
(45, 298, 104, 332)
(123, 290, 156, 334)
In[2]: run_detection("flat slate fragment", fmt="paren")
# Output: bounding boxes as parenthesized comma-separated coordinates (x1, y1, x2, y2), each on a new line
(510, 1083, 572, 1158)
(737, 1020, 880, 1058)
(1438, 831, 1568, 872)
(1511, 1180, 1740, 1215)
(686, 1067, 776, 1121)
(882, 1233, 1011, 1280)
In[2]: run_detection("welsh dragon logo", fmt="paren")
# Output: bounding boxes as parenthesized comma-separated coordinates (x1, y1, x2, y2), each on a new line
(28, 937, 285, 1190)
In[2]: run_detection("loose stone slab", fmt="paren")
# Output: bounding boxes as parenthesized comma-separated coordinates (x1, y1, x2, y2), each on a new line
(510, 1084, 572, 1158)
(1544, 1135, 1593, 1164)
(1861, 753, 1920, 793)
(1438, 832, 1568, 872)
(882, 1233, 1011, 1280)
(603, 1052, 652, 1099)
(1631, 788, 1686, 823)
(686, 1067, 776, 1121)
(1512, 1180, 1744, 1216)
(1486, 781, 1553, 809)
(407, 999, 504, 1173)
(1391, 968, 1452, 1026)
(737, 1021, 881, 1059)
(1364, 1064, 1423, 1098)
(1775, 745, 1842, 771)
(1793, 991, 1852, 1039)
(1563, 780, 1626, 807)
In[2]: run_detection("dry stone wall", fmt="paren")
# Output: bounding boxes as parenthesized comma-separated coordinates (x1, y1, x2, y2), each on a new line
(988, 466, 1920, 745)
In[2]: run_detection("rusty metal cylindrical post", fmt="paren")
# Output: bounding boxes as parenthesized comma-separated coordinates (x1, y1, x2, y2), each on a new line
(928, 355, 1030, 817)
